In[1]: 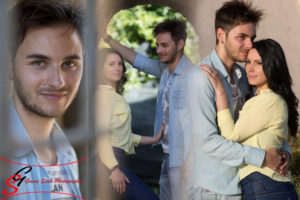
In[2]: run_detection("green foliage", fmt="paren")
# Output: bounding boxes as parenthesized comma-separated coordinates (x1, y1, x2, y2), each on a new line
(291, 150, 300, 196)
(105, 4, 200, 92)
(291, 151, 300, 176)
(290, 132, 300, 196)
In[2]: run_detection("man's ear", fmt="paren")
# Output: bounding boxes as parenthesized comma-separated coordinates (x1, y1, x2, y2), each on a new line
(216, 27, 226, 44)
(177, 39, 185, 52)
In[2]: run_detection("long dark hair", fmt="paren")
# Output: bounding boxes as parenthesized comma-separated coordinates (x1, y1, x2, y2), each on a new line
(253, 39, 299, 137)
(98, 48, 127, 94)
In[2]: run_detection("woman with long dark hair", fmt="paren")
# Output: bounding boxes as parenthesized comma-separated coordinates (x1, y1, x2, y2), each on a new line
(201, 39, 299, 200)
(95, 48, 162, 200)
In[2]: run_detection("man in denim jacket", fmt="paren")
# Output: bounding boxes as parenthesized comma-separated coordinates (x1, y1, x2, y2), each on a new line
(183, 1, 292, 199)
(104, 19, 194, 200)
(1, 0, 84, 199)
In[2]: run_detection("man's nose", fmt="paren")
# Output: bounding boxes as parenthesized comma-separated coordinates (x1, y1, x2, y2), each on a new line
(156, 46, 162, 54)
(48, 65, 65, 88)
(245, 38, 253, 49)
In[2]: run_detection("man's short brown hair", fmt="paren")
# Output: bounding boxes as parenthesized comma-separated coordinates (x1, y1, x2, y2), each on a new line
(215, 0, 263, 43)
(9, 0, 84, 58)
(153, 19, 187, 44)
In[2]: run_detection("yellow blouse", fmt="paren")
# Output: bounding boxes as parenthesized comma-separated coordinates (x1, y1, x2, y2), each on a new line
(217, 89, 291, 182)
(96, 84, 141, 170)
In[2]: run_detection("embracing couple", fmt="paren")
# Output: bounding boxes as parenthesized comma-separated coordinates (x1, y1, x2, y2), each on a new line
(182, 1, 299, 200)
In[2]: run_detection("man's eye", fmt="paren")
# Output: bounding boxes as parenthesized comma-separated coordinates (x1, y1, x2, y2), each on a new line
(63, 61, 77, 69)
(32, 60, 45, 67)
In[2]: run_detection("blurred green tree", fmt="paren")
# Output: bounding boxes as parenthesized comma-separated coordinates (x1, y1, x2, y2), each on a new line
(101, 4, 200, 91)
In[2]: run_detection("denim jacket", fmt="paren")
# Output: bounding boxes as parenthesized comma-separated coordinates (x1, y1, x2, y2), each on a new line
(2, 101, 81, 200)
(133, 53, 194, 167)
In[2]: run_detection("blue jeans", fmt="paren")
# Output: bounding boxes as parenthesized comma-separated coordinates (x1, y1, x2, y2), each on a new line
(159, 154, 171, 200)
(240, 172, 298, 200)
(159, 154, 183, 200)
(115, 147, 159, 200)
(186, 187, 242, 200)
(97, 147, 159, 200)
(120, 166, 159, 200)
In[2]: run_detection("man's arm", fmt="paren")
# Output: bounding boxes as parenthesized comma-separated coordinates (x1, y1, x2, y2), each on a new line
(280, 141, 292, 176)
(104, 33, 166, 77)
(104, 33, 136, 65)
(282, 141, 292, 155)
(186, 67, 282, 169)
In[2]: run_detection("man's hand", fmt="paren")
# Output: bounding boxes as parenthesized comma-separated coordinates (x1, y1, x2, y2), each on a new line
(279, 150, 291, 176)
(110, 167, 130, 194)
(263, 147, 283, 172)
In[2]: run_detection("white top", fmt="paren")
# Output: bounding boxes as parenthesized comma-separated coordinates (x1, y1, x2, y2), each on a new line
(40, 159, 74, 200)
(230, 82, 239, 112)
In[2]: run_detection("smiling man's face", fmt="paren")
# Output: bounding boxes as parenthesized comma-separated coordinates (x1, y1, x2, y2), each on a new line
(12, 24, 83, 118)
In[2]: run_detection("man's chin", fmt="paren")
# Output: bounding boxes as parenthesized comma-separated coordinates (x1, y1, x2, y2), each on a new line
(160, 59, 167, 64)
(237, 53, 248, 62)
(236, 57, 247, 62)
(160, 59, 171, 64)
(41, 107, 67, 118)
(26, 106, 66, 118)
(37, 111, 64, 118)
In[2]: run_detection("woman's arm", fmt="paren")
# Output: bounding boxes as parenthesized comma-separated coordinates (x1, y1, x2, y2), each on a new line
(200, 65, 228, 111)
(139, 124, 164, 145)
(200, 65, 236, 141)
(97, 135, 130, 194)
(110, 167, 130, 194)
(96, 87, 130, 194)
(106, 122, 163, 193)
(201, 65, 288, 143)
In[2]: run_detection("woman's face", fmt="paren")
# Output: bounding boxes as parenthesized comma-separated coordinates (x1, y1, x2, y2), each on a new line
(245, 48, 269, 93)
(102, 53, 123, 86)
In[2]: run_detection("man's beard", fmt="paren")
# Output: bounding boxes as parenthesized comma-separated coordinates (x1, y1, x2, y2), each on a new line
(225, 45, 247, 63)
(13, 78, 72, 118)
(163, 53, 177, 64)
(160, 48, 178, 64)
